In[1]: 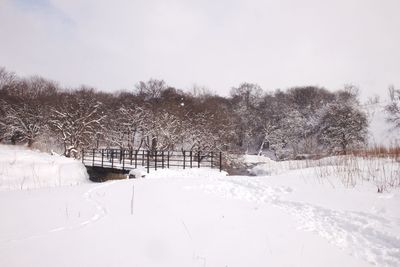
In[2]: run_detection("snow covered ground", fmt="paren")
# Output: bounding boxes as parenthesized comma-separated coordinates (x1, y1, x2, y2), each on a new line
(0, 152, 399, 267)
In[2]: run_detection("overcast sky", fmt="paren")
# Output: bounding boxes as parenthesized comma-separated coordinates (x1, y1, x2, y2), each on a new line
(1, 0, 399, 100)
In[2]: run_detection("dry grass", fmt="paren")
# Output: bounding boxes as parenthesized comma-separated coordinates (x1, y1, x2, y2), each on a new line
(258, 146, 400, 192)
(349, 145, 400, 161)
(232, 147, 400, 192)
(312, 151, 400, 192)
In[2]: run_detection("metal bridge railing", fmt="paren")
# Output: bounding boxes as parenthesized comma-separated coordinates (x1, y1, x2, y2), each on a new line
(82, 149, 223, 173)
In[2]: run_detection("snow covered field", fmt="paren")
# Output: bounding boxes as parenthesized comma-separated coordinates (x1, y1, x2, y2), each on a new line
(0, 148, 399, 267)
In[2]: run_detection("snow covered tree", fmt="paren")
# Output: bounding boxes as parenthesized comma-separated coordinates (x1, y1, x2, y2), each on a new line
(230, 83, 263, 153)
(278, 110, 308, 157)
(132, 79, 181, 151)
(257, 92, 287, 157)
(184, 94, 237, 152)
(0, 67, 372, 158)
(179, 112, 216, 151)
(0, 75, 57, 146)
(49, 90, 106, 157)
(257, 88, 329, 159)
(2, 101, 45, 146)
(0, 99, 9, 142)
(317, 102, 368, 154)
(287, 86, 335, 116)
(144, 112, 181, 151)
(259, 109, 311, 159)
(385, 87, 400, 130)
(102, 105, 146, 149)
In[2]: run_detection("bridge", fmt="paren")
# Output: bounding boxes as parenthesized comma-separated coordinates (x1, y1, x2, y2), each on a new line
(81, 149, 223, 174)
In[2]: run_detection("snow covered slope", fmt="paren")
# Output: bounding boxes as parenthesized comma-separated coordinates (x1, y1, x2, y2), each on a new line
(0, 145, 89, 191)
(0, 167, 398, 267)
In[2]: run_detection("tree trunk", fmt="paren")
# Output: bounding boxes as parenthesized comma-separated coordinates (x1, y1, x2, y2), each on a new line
(258, 139, 265, 156)
(151, 135, 157, 152)
(27, 139, 34, 147)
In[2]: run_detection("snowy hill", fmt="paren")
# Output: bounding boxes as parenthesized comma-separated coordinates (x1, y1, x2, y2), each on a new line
(364, 102, 400, 147)
(0, 145, 89, 191)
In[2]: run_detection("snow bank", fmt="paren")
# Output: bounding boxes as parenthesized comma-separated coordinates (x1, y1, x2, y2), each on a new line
(0, 145, 89, 191)
(128, 167, 147, 178)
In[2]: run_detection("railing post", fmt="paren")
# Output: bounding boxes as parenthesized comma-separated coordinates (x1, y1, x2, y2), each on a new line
(134, 150, 138, 168)
(147, 150, 150, 173)
(111, 150, 114, 169)
(122, 149, 125, 171)
(162, 151, 165, 169)
(198, 151, 201, 168)
(155, 150, 157, 171)
(167, 151, 170, 168)
(219, 152, 222, 172)
(183, 151, 186, 169)
(142, 150, 145, 166)
(92, 149, 95, 167)
(101, 149, 104, 167)
(211, 151, 214, 168)
(82, 149, 85, 163)
(130, 149, 133, 166)
(190, 151, 192, 168)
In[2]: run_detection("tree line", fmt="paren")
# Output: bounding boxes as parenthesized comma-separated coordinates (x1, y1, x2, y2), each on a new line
(1, 67, 398, 159)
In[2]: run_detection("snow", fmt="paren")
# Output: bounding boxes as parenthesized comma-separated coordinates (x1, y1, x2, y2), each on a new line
(242, 154, 276, 166)
(128, 167, 147, 178)
(0, 152, 399, 266)
(201, 172, 400, 266)
(0, 145, 89, 191)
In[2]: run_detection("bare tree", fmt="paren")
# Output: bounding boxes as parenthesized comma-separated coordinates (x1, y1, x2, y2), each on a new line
(135, 79, 167, 100)
(0, 67, 16, 91)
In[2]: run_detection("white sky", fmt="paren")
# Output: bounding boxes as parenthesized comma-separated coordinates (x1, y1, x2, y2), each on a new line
(1, 0, 399, 100)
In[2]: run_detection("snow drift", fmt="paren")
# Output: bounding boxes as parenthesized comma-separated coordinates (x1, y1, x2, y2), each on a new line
(0, 145, 89, 191)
